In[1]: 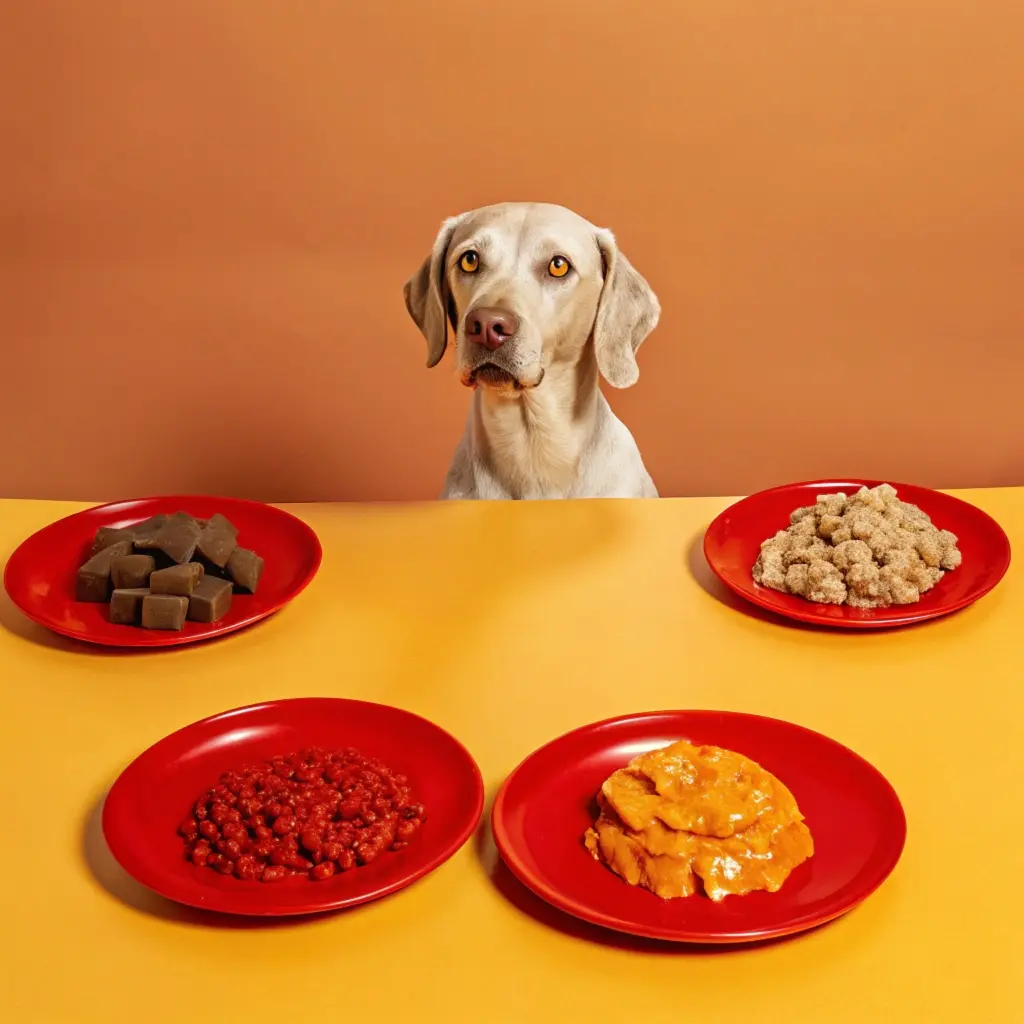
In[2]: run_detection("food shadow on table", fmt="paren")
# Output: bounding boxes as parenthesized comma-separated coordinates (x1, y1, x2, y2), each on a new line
(80, 793, 351, 930)
(0, 584, 263, 657)
(685, 531, 831, 632)
(684, 530, 950, 635)
(472, 792, 835, 956)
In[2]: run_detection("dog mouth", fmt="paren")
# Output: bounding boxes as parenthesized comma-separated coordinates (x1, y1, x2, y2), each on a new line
(472, 364, 520, 388)
(464, 364, 545, 391)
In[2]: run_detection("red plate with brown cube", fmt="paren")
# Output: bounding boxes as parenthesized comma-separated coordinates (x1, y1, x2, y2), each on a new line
(3, 495, 322, 647)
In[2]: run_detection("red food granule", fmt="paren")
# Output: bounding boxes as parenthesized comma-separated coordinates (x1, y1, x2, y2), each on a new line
(178, 747, 425, 882)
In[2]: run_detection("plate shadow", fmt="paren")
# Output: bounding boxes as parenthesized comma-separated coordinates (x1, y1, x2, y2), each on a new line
(81, 793, 350, 929)
(0, 582, 269, 656)
(684, 529, 947, 635)
(473, 791, 835, 955)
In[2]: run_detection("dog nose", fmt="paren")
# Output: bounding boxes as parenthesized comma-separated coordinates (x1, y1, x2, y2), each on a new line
(466, 307, 519, 351)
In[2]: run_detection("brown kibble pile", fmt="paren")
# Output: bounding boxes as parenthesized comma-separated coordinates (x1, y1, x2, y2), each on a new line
(752, 484, 962, 608)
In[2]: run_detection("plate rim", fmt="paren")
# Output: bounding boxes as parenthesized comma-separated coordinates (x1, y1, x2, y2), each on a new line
(3, 494, 323, 647)
(491, 709, 908, 944)
(703, 478, 1012, 629)
(101, 697, 486, 916)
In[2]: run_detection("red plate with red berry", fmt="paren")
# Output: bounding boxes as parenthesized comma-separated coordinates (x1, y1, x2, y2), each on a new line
(102, 699, 485, 916)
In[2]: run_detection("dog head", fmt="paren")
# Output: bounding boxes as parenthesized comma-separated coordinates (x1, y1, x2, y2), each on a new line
(403, 203, 660, 394)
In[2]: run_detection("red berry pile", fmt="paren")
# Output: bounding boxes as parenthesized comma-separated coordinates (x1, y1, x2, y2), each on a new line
(178, 747, 425, 882)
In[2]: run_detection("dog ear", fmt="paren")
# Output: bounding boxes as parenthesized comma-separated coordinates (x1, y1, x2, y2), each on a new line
(403, 216, 462, 368)
(592, 229, 660, 388)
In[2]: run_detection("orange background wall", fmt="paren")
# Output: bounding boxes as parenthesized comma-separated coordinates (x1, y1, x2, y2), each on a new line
(2, 0, 1022, 502)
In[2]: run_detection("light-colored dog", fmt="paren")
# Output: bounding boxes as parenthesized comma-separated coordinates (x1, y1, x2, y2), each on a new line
(404, 202, 660, 499)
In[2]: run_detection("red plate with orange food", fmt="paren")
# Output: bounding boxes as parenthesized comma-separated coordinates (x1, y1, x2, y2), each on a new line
(492, 711, 906, 944)
(703, 479, 1010, 628)
(103, 699, 485, 916)
(3, 495, 322, 647)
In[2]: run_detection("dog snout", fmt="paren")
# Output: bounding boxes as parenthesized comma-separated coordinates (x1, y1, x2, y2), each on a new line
(466, 307, 520, 351)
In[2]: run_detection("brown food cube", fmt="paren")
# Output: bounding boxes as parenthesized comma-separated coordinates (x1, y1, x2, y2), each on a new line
(141, 594, 188, 630)
(187, 576, 233, 623)
(109, 587, 150, 625)
(135, 512, 201, 564)
(195, 513, 239, 568)
(226, 547, 264, 593)
(129, 514, 168, 543)
(76, 540, 134, 602)
(110, 554, 156, 589)
(90, 527, 137, 557)
(150, 562, 205, 595)
(208, 513, 239, 537)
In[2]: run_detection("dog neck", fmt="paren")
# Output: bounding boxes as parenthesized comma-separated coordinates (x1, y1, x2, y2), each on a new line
(469, 344, 602, 498)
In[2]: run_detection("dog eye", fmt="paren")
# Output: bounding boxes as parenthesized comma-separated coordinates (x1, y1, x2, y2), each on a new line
(548, 256, 571, 278)
(458, 251, 480, 274)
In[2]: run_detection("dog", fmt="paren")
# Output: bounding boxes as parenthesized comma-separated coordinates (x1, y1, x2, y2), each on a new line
(403, 202, 660, 499)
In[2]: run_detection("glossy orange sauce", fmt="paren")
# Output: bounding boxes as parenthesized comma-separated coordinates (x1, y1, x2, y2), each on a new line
(584, 740, 813, 901)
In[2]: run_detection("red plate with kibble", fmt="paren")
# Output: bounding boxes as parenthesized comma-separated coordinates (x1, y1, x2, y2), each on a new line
(102, 699, 485, 916)
(703, 479, 1011, 629)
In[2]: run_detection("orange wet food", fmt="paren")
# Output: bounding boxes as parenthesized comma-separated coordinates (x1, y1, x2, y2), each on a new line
(584, 739, 813, 901)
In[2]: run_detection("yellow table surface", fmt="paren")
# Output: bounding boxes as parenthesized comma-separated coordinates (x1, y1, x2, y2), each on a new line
(1, 494, 1021, 1023)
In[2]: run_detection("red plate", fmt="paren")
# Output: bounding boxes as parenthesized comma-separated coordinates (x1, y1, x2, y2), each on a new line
(3, 496, 322, 646)
(492, 710, 906, 944)
(703, 479, 1010, 628)
(103, 698, 485, 916)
